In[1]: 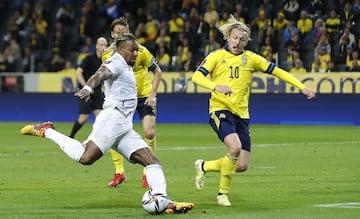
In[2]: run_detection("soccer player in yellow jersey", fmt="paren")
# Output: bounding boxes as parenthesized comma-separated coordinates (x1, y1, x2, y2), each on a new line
(192, 15, 315, 206)
(102, 17, 162, 188)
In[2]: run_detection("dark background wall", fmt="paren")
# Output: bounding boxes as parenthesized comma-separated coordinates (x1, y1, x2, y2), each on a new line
(1, 93, 359, 125)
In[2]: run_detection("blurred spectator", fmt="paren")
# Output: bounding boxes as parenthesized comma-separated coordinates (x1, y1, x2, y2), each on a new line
(284, 20, 299, 45)
(183, 19, 197, 50)
(297, 10, 313, 41)
(336, 36, 351, 64)
(346, 50, 360, 72)
(168, 12, 184, 52)
(133, 23, 147, 45)
(204, 35, 220, 56)
(156, 27, 171, 50)
(233, 2, 247, 23)
(273, 11, 288, 34)
(283, 0, 300, 21)
(339, 27, 356, 47)
(286, 47, 301, 70)
(260, 26, 277, 52)
(181, 0, 200, 16)
(171, 45, 185, 71)
(290, 58, 307, 73)
(48, 53, 65, 72)
(80, 36, 95, 54)
(56, 2, 75, 34)
(104, 0, 120, 20)
(250, 7, 271, 33)
(312, 18, 326, 44)
(173, 62, 189, 93)
(203, 4, 219, 25)
(3, 37, 22, 72)
(317, 46, 331, 65)
(326, 60, 338, 72)
(52, 29, 67, 57)
(262, 45, 276, 62)
(21, 46, 32, 72)
(153, 0, 170, 23)
(262, 0, 275, 20)
(311, 55, 327, 73)
(338, 2, 355, 24)
(0, 51, 7, 72)
(144, 14, 160, 42)
(308, 0, 325, 20)
(325, 9, 341, 39)
(156, 43, 171, 71)
(314, 34, 331, 56)
(219, 12, 230, 27)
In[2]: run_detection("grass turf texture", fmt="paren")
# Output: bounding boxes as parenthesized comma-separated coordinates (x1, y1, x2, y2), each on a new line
(0, 122, 359, 219)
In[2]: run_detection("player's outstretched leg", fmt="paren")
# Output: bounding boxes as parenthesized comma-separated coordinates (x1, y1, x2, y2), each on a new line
(194, 159, 206, 190)
(20, 122, 55, 137)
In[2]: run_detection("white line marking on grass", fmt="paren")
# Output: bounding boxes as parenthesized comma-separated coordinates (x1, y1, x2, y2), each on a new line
(0, 152, 59, 157)
(2, 141, 360, 156)
(314, 202, 360, 209)
(157, 141, 360, 151)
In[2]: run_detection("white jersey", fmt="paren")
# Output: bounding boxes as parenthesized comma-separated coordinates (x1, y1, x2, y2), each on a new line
(102, 52, 137, 113)
(85, 52, 148, 159)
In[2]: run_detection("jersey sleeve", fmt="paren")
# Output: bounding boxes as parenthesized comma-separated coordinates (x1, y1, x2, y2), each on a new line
(140, 45, 158, 71)
(102, 42, 116, 63)
(249, 51, 306, 90)
(192, 52, 219, 90)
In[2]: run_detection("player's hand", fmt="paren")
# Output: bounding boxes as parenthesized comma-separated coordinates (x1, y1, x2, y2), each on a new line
(302, 87, 315, 100)
(75, 89, 91, 102)
(145, 95, 157, 107)
(215, 85, 233, 95)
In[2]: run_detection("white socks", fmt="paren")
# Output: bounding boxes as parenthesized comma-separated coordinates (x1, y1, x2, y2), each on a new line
(45, 129, 85, 162)
(146, 164, 167, 196)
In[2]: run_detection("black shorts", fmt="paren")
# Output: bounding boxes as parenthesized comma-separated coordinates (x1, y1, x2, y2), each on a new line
(209, 110, 251, 152)
(136, 97, 156, 120)
(78, 92, 104, 114)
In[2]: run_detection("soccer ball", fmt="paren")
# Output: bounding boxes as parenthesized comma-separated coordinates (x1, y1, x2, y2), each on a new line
(142, 189, 170, 214)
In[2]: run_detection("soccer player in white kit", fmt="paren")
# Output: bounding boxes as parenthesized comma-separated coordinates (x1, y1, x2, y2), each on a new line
(20, 33, 194, 214)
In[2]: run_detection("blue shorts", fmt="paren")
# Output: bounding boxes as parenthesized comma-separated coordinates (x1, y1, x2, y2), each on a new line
(209, 110, 251, 152)
(136, 97, 156, 120)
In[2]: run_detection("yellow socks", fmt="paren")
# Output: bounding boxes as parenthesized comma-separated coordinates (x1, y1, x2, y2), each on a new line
(219, 154, 238, 194)
(144, 136, 156, 152)
(203, 157, 223, 172)
(109, 148, 125, 174)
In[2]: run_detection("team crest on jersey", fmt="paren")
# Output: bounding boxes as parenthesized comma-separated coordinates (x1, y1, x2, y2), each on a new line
(221, 60, 227, 64)
(219, 113, 226, 119)
(241, 56, 247, 65)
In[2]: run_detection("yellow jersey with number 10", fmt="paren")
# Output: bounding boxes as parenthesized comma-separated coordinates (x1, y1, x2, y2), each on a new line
(195, 47, 305, 119)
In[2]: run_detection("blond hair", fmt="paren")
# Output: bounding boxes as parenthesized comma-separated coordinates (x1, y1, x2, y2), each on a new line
(218, 14, 252, 42)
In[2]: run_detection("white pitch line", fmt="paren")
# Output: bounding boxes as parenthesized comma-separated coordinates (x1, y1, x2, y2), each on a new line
(1, 141, 359, 156)
(314, 202, 360, 209)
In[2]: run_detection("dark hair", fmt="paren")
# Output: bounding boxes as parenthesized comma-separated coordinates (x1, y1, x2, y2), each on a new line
(110, 17, 129, 32)
(116, 33, 136, 47)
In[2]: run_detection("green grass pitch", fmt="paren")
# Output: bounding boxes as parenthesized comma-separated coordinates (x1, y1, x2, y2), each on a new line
(0, 122, 359, 219)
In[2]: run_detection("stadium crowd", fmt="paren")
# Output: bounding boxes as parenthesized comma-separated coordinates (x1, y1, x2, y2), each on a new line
(0, 0, 359, 73)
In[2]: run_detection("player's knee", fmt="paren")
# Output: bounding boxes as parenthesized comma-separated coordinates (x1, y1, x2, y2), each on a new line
(236, 163, 248, 172)
(144, 130, 155, 140)
(79, 155, 97, 165)
(228, 146, 241, 157)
